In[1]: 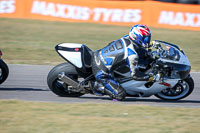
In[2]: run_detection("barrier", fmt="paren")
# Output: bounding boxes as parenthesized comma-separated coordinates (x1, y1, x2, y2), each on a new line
(0, 0, 200, 31)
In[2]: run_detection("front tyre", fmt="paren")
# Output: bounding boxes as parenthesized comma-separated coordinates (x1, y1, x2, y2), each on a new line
(47, 62, 84, 97)
(155, 77, 194, 101)
(0, 59, 9, 84)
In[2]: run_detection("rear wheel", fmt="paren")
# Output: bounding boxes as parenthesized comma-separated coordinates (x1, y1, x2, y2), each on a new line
(0, 59, 9, 84)
(47, 62, 84, 97)
(155, 77, 194, 101)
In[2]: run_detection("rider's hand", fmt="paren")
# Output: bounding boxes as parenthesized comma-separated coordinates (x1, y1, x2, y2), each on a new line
(148, 73, 155, 82)
(148, 73, 161, 82)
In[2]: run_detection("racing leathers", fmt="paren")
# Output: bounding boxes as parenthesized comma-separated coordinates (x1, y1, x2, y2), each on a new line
(91, 35, 150, 100)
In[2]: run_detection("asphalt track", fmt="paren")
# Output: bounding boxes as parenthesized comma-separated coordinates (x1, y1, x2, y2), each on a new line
(0, 64, 199, 108)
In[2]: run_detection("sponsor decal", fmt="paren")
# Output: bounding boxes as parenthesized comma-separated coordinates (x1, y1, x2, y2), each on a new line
(31, 0, 90, 20)
(159, 11, 200, 27)
(0, 0, 15, 13)
(93, 8, 141, 22)
(31, 0, 141, 23)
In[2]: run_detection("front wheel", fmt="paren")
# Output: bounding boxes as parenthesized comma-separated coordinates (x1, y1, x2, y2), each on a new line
(154, 77, 194, 101)
(47, 62, 84, 97)
(0, 59, 9, 84)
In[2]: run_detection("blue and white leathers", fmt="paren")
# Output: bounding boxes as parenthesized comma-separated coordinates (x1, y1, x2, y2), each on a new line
(98, 35, 138, 76)
(92, 35, 139, 98)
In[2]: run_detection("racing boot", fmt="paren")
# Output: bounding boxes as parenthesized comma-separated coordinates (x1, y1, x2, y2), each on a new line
(104, 81, 126, 101)
(92, 82, 105, 96)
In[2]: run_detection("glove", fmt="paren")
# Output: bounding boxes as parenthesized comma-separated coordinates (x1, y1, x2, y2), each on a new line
(148, 73, 161, 82)
(148, 73, 155, 82)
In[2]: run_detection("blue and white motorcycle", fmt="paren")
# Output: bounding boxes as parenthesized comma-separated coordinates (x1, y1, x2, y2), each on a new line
(47, 40, 194, 101)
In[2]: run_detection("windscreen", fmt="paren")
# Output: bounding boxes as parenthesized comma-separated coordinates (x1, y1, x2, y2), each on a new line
(157, 41, 181, 61)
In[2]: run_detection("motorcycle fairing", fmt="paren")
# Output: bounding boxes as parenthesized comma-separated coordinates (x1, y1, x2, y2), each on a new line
(121, 79, 179, 97)
(55, 43, 92, 69)
(56, 43, 83, 68)
(155, 40, 191, 79)
(156, 40, 190, 66)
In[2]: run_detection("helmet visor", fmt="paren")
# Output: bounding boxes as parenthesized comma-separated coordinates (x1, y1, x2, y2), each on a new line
(143, 35, 151, 47)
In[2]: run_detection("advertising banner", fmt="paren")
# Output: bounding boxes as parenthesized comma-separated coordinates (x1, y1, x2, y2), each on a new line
(0, 0, 200, 31)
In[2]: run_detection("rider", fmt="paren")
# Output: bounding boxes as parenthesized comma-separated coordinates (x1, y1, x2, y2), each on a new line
(91, 24, 155, 101)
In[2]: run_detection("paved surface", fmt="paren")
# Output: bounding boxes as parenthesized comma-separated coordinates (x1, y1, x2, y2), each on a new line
(0, 64, 200, 107)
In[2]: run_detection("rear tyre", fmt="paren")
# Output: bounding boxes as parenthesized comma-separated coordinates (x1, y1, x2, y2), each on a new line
(47, 62, 84, 97)
(0, 59, 9, 84)
(154, 77, 194, 101)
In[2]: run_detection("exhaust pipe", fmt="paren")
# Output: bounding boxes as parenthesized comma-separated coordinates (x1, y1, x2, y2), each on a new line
(58, 72, 80, 90)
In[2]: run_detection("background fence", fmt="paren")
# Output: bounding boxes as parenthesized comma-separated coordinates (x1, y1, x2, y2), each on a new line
(0, 0, 200, 31)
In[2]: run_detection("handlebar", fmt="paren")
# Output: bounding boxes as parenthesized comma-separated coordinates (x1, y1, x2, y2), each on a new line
(149, 41, 165, 60)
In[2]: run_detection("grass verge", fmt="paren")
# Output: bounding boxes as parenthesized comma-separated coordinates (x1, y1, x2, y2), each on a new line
(0, 100, 200, 133)
(0, 18, 200, 70)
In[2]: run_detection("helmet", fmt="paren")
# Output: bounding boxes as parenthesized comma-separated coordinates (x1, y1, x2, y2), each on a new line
(129, 24, 151, 48)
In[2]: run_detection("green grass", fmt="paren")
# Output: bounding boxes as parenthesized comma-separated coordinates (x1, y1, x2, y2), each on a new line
(0, 100, 200, 133)
(0, 18, 200, 70)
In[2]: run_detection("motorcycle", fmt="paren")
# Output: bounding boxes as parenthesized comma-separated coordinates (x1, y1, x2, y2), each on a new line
(0, 49, 9, 84)
(47, 40, 194, 101)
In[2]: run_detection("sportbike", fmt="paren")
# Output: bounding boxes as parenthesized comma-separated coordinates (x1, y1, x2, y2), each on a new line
(0, 49, 9, 85)
(47, 40, 194, 101)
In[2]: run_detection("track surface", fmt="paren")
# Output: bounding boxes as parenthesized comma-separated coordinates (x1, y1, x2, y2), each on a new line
(0, 64, 199, 107)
